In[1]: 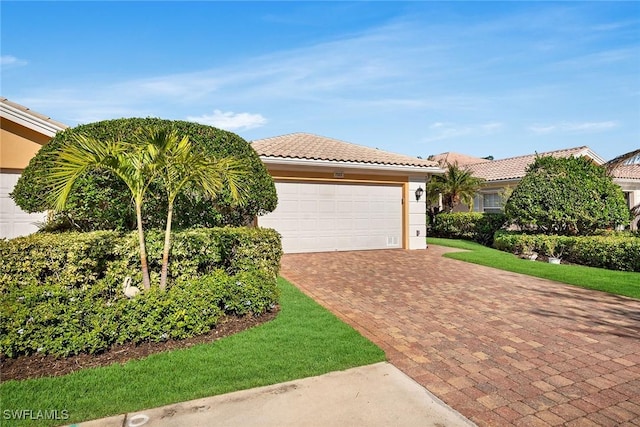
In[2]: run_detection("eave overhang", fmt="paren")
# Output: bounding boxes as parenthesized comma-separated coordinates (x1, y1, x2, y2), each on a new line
(260, 156, 445, 176)
(0, 101, 67, 137)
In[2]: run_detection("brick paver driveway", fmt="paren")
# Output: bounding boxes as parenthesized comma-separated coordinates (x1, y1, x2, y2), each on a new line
(281, 246, 640, 426)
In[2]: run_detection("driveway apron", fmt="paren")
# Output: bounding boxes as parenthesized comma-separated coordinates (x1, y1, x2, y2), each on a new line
(280, 246, 640, 426)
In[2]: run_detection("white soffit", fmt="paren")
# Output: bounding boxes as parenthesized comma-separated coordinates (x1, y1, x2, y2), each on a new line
(0, 100, 67, 137)
(260, 156, 445, 176)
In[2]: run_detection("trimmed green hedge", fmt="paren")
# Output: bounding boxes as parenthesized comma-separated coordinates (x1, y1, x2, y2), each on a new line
(11, 118, 277, 231)
(430, 212, 507, 246)
(504, 156, 629, 235)
(0, 228, 282, 358)
(493, 231, 640, 272)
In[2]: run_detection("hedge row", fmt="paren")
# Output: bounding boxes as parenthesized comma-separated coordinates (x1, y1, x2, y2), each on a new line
(430, 212, 507, 246)
(493, 231, 640, 272)
(0, 228, 282, 290)
(0, 228, 282, 357)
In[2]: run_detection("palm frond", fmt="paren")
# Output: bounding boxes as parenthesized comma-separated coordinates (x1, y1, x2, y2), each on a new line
(48, 135, 113, 210)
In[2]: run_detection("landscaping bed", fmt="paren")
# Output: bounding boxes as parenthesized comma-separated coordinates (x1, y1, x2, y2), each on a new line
(1, 279, 384, 427)
(0, 228, 282, 359)
(1, 309, 278, 382)
(493, 230, 640, 272)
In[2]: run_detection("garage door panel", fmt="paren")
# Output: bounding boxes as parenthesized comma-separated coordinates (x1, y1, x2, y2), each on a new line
(278, 199, 300, 211)
(318, 185, 336, 196)
(318, 200, 335, 213)
(337, 200, 353, 213)
(1, 172, 47, 239)
(259, 181, 403, 253)
(336, 219, 353, 230)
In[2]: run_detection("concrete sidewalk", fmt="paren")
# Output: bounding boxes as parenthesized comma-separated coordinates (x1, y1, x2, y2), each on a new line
(70, 362, 474, 427)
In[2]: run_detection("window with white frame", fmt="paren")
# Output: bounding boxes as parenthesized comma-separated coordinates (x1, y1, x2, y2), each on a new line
(473, 194, 482, 212)
(483, 193, 503, 213)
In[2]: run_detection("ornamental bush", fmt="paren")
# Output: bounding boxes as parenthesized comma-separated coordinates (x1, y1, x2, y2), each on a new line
(11, 118, 277, 231)
(493, 231, 640, 272)
(0, 227, 282, 357)
(504, 156, 629, 235)
(431, 212, 507, 246)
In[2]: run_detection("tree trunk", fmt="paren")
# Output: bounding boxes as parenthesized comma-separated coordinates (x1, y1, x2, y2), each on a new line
(160, 202, 173, 291)
(136, 201, 151, 290)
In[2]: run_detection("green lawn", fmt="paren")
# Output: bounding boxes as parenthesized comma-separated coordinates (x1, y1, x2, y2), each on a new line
(428, 237, 640, 299)
(1, 278, 385, 427)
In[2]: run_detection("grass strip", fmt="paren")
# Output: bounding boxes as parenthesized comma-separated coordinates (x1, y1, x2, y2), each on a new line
(428, 237, 640, 299)
(1, 278, 385, 426)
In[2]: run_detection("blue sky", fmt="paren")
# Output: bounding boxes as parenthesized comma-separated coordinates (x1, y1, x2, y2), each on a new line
(2, 1, 638, 161)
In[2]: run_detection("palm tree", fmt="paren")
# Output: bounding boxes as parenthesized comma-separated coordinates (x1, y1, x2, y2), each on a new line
(141, 127, 248, 290)
(48, 134, 158, 290)
(427, 162, 484, 213)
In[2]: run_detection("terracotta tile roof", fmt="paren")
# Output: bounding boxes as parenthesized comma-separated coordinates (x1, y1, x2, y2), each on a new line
(468, 146, 602, 182)
(611, 164, 640, 179)
(430, 152, 491, 166)
(1, 97, 68, 131)
(252, 132, 439, 168)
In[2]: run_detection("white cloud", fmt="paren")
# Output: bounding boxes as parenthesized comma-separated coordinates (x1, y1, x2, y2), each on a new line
(1, 55, 27, 68)
(424, 121, 503, 142)
(528, 125, 557, 134)
(529, 121, 618, 134)
(480, 122, 503, 132)
(187, 110, 267, 131)
(565, 121, 618, 132)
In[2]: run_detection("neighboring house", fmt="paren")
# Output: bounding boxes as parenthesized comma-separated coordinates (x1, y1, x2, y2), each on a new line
(611, 164, 640, 229)
(0, 97, 68, 239)
(252, 133, 443, 253)
(432, 146, 640, 229)
(467, 146, 605, 213)
(429, 152, 491, 167)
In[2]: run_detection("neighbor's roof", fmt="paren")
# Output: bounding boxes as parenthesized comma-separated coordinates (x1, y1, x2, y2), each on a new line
(1, 97, 68, 136)
(611, 164, 640, 180)
(430, 152, 491, 166)
(468, 146, 605, 182)
(252, 132, 439, 168)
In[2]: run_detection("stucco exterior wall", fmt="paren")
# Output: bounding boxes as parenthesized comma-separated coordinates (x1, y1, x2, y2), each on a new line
(0, 124, 48, 170)
(408, 177, 428, 250)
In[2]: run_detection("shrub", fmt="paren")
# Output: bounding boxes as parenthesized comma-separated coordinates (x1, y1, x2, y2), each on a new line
(11, 118, 277, 231)
(504, 156, 629, 235)
(566, 235, 640, 272)
(431, 212, 507, 246)
(105, 227, 283, 284)
(493, 231, 640, 272)
(0, 227, 282, 357)
(0, 231, 122, 291)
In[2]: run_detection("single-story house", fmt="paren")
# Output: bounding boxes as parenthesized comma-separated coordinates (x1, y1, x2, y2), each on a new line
(252, 133, 442, 253)
(0, 97, 68, 239)
(431, 146, 640, 229)
(0, 99, 444, 250)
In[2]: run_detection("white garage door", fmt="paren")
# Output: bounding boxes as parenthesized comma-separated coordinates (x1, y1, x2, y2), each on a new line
(1, 172, 47, 239)
(259, 181, 403, 253)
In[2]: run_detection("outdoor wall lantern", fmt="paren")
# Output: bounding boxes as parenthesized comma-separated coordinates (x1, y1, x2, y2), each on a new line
(415, 186, 424, 201)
